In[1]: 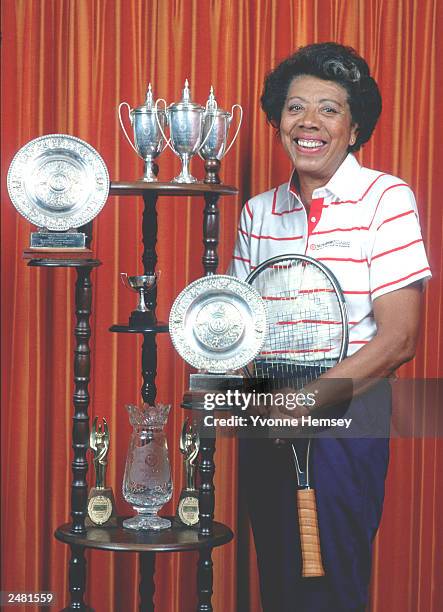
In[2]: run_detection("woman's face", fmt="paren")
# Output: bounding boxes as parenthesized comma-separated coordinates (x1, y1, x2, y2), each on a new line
(279, 75, 358, 185)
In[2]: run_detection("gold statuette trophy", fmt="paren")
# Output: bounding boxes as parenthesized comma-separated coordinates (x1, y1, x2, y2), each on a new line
(86, 417, 117, 527)
(176, 418, 200, 526)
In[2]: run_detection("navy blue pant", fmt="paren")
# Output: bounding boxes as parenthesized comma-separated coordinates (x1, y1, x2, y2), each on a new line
(239, 381, 391, 612)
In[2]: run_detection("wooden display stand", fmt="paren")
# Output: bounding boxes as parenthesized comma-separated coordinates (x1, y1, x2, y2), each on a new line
(30, 182, 238, 611)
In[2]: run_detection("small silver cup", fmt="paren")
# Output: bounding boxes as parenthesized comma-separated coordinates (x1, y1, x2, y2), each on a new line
(156, 79, 214, 183)
(120, 272, 159, 327)
(118, 84, 167, 181)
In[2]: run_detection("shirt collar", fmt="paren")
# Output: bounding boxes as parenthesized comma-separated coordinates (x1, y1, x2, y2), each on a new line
(284, 153, 362, 208)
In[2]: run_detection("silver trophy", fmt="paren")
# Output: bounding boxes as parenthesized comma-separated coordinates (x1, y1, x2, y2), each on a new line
(156, 79, 213, 183)
(169, 275, 268, 407)
(118, 84, 167, 181)
(120, 272, 159, 327)
(200, 87, 243, 184)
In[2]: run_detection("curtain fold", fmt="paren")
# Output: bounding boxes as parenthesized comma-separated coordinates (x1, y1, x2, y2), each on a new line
(1, 1, 441, 611)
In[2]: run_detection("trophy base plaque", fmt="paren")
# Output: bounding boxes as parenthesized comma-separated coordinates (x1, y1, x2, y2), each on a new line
(176, 489, 200, 527)
(23, 248, 93, 261)
(31, 231, 86, 249)
(86, 487, 117, 527)
(183, 374, 244, 410)
(129, 310, 156, 328)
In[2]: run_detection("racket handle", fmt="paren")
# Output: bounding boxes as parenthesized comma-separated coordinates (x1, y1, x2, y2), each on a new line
(297, 488, 325, 577)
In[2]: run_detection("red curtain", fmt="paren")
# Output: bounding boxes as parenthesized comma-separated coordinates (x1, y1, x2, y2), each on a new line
(1, 1, 442, 611)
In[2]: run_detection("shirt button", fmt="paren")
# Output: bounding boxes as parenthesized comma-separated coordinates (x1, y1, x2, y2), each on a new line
(311, 216, 316, 222)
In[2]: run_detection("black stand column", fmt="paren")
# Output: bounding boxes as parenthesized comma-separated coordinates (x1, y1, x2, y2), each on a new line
(139, 194, 159, 609)
(139, 552, 156, 612)
(197, 548, 213, 612)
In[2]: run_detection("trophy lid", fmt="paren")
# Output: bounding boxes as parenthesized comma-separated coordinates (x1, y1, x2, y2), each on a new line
(133, 83, 162, 114)
(205, 86, 230, 117)
(168, 79, 205, 112)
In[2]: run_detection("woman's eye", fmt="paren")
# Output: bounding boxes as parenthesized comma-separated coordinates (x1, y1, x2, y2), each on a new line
(322, 106, 338, 114)
(288, 104, 303, 112)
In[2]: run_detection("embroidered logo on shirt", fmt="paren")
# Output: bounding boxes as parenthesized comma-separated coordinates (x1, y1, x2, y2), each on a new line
(310, 240, 351, 251)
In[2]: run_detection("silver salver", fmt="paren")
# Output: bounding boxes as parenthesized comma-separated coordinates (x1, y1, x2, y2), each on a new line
(7, 134, 109, 231)
(169, 275, 268, 373)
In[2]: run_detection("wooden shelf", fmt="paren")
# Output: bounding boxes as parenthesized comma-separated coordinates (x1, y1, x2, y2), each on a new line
(55, 518, 233, 553)
(109, 181, 238, 197)
(109, 323, 169, 334)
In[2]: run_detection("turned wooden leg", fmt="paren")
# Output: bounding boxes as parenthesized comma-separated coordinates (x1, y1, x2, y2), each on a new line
(197, 548, 213, 612)
(139, 552, 156, 611)
(198, 437, 216, 537)
(61, 545, 93, 611)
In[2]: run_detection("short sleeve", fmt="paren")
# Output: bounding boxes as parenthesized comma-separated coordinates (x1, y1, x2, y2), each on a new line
(226, 201, 253, 281)
(367, 184, 431, 300)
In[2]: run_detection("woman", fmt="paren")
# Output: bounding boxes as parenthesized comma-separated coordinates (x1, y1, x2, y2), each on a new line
(229, 43, 431, 612)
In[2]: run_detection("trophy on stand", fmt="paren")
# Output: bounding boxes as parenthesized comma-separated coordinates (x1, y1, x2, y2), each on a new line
(120, 272, 159, 328)
(169, 275, 268, 408)
(200, 87, 243, 184)
(7, 134, 109, 255)
(86, 417, 117, 527)
(176, 418, 200, 526)
(122, 403, 173, 531)
(118, 83, 168, 181)
(156, 79, 214, 183)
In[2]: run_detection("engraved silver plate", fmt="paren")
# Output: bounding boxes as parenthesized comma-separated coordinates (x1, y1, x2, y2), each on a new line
(169, 275, 267, 373)
(7, 134, 109, 230)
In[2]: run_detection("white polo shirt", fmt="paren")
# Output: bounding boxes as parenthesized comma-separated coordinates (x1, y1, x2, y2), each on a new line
(228, 154, 431, 356)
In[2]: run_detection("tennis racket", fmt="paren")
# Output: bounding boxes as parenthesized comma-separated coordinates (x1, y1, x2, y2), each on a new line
(245, 254, 349, 578)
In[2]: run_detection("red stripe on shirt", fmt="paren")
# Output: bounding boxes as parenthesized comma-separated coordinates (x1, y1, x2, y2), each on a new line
(371, 238, 423, 262)
(371, 267, 431, 295)
(277, 319, 343, 325)
(260, 348, 333, 355)
(272, 185, 304, 215)
(232, 255, 251, 263)
(245, 200, 253, 220)
(317, 256, 368, 264)
(249, 232, 304, 241)
(368, 183, 410, 228)
(329, 174, 389, 205)
(376, 209, 415, 231)
(311, 225, 368, 236)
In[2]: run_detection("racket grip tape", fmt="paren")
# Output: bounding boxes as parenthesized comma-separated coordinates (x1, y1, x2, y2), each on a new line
(296, 488, 325, 577)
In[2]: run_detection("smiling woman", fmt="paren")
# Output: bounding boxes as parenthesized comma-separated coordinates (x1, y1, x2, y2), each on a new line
(279, 76, 358, 194)
(229, 42, 431, 612)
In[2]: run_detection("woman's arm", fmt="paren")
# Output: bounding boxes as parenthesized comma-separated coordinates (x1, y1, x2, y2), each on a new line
(281, 282, 423, 416)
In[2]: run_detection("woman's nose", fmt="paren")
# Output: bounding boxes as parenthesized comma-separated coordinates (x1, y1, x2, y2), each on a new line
(299, 107, 319, 128)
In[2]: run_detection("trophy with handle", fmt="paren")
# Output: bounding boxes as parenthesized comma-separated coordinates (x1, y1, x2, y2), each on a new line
(199, 86, 243, 184)
(118, 83, 167, 181)
(86, 417, 117, 527)
(175, 418, 200, 526)
(155, 79, 215, 183)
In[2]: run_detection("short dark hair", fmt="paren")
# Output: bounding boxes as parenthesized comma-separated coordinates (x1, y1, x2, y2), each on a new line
(260, 42, 382, 152)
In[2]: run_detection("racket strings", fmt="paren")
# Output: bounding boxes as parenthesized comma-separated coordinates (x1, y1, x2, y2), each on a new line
(249, 259, 345, 387)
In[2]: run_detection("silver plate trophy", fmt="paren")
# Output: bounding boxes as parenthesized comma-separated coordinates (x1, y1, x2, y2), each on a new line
(118, 84, 167, 182)
(169, 275, 267, 374)
(156, 79, 214, 183)
(7, 134, 109, 248)
(120, 272, 159, 327)
(199, 87, 243, 184)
